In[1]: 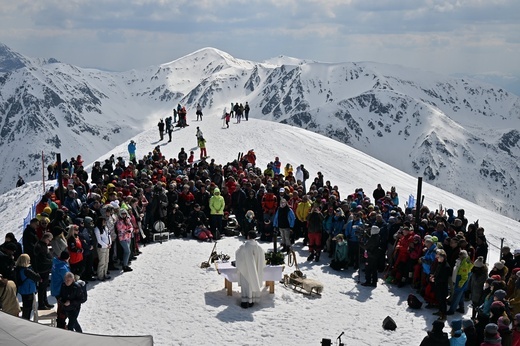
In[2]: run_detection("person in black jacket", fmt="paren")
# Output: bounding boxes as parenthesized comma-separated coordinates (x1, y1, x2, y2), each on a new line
(432, 249, 452, 321)
(462, 318, 477, 346)
(57, 272, 85, 333)
(33, 232, 54, 309)
(419, 319, 450, 346)
(361, 225, 381, 287)
(23, 218, 40, 261)
(1, 232, 22, 261)
(0, 242, 17, 281)
(157, 119, 165, 141)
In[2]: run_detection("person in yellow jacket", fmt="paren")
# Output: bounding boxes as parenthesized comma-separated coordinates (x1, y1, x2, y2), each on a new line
(295, 195, 312, 245)
(284, 163, 293, 177)
(447, 250, 474, 315)
(197, 137, 207, 160)
(209, 188, 225, 239)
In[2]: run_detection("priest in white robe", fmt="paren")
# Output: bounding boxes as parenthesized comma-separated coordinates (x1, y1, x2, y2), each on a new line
(235, 230, 265, 308)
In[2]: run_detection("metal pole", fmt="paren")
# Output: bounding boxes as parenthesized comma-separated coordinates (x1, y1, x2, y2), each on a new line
(273, 224, 278, 254)
(56, 153, 64, 204)
(42, 151, 46, 193)
(500, 238, 504, 263)
(415, 177, 423, 227)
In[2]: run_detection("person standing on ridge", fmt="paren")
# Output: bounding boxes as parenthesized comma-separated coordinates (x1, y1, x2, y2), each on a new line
(244, 102, 250, 121)
(157, 119, 165, 141)
(196, 103, 203, 121)
(166, 116, 173, 142)
(198, 136, 207, 160)
(128, 140, 136, 163)
(196, 127, 203, 144)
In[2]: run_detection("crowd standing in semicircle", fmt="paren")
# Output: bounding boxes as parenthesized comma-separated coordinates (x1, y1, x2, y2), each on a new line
(1, 111, 520, 344)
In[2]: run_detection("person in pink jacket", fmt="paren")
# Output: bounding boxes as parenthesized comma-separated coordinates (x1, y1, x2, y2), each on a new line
(116, 209, 133, 272)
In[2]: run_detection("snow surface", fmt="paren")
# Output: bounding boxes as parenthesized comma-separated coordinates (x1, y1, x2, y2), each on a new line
(3, 112, 520, 345)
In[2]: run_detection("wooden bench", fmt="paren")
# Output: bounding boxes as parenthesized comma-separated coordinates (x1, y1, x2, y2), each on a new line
(34, 309, 58, 327)
(32, 298, 57, 327)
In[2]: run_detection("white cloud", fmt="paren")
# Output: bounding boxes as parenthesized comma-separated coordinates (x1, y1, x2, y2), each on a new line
(0, 0, 518, 75)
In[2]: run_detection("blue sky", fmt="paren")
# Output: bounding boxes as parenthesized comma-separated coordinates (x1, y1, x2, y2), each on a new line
(1, 0, 519, 78)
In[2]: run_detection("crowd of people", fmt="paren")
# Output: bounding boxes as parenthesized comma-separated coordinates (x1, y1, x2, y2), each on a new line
(1, 126, 520, 344)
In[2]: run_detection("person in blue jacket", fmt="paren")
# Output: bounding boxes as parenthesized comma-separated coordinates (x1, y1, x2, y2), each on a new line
(128, 140, 136, 163)
(273, 198, 295, 252)
(328, 208, 346, 258)
(345, 212, 365, 269)
(15, 253, 41, 320)
(51, 251, 71, 329)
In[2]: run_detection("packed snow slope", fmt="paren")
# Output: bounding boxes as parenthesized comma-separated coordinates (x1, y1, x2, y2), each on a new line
(3, 113, 519, 346)
(0, 43, 519, 218)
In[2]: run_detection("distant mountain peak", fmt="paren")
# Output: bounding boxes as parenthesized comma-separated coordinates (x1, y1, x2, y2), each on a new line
(0, 42, 30, 73)
(161, 47, 255, 70)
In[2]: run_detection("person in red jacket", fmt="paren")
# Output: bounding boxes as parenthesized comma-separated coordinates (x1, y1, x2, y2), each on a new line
(66, 225, 84, 279)
(391, 225, 415, 286)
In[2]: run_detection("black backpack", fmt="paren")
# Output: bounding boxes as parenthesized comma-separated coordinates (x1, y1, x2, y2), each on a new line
(75, 281, 88, 304)
(407, 293, 423, 309)
(382, 316, 397, 331)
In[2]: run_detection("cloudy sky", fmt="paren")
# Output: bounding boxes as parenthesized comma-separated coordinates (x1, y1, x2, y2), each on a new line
(1, 0, 519, 77)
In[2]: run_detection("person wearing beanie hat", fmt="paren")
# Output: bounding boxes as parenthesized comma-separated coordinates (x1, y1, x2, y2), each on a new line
(470, 255, 489, 319)
(474, 256, 485, 268)
(449, 319, 466, 345)
(495, 260, 506, 270)
(360, 225, 381, 287)
(446, 247, 474, 315)
(490, 301, 506, 322)
(490, 260, 509, 282)
(494, 289, 507, 301)
(419, 319, 450, 346)
(497, 316, 513, 345)
(482, 323, 502, 345)
(462, 318, 477, 346)
(491, 274, 503, 281)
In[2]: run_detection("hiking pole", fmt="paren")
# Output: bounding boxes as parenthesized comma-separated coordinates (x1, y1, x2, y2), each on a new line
(201, 241, 218, 268)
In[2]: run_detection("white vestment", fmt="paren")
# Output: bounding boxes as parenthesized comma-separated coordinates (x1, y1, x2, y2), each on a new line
(235, 240, 265, 303)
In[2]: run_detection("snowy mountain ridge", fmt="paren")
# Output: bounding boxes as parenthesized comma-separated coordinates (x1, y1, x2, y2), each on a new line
(0, 43, 519, 218)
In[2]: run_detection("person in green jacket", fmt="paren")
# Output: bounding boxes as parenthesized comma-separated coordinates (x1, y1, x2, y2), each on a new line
(198, 137, 207, 160)
(447, 250, 474, 315)
(330, 234, 348, 270)
(209, 188, 225, 239)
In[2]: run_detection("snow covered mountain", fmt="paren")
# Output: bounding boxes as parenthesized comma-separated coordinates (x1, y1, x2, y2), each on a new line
(0, 43, 519, 218)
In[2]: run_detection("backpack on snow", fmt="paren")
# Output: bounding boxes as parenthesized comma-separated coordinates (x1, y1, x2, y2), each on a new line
(407, 293, 423, 309)
(382, 316, 397, 331)
(75, 280, 88, 304)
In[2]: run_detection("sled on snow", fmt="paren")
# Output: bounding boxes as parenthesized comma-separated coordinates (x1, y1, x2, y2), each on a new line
(281, 251, 323, 296)
(282, 270, 323, 296)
